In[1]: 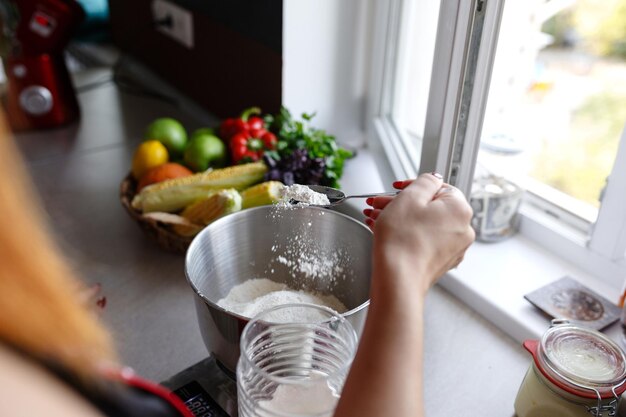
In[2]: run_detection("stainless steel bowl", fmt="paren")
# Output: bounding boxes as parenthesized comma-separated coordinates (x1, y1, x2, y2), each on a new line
(185, 206, 372, 373)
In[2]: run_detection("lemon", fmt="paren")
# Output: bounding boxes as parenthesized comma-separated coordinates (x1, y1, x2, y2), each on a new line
(131, 140, 169, 179)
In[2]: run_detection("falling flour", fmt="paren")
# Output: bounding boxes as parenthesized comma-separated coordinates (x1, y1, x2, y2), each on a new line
(217, 278, 347, 320)
(267, 189, 353, 287)
(277, 184, 331, 207)
(275, 249, 345, 281)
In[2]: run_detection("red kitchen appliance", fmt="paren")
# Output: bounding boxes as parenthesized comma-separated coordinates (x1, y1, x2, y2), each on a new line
(1, 0, 85, 130)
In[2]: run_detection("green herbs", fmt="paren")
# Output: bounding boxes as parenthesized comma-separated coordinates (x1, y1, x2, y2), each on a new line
(265, 107, 354, 188)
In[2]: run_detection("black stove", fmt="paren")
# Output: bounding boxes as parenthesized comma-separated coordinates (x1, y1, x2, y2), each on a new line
(162, 356, 237, 417)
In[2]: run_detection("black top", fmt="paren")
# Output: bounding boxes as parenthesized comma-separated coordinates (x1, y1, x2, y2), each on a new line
(49, 364, 190, 417)
(5, 341, 190, 417)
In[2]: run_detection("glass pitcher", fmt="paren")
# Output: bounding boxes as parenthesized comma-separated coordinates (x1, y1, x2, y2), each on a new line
(237, 303, 358, 417)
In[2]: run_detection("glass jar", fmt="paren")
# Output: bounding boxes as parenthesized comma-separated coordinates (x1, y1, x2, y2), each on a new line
(237, 303, 358, 417)
(515, 320, 626, 417)
(470, 175, 522, 242)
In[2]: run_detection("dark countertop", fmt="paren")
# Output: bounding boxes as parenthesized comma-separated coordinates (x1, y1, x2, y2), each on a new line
(16, 67, 214, 382)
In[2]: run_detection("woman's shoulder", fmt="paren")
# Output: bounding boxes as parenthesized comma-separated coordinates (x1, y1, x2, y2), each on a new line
(0, 344, 105, 417)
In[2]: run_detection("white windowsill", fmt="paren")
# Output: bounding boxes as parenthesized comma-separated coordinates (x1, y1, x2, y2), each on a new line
(441, 236, 623, 344)
(340, 146, 625, 345)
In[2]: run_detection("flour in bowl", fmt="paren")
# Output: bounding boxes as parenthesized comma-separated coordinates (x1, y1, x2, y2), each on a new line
(277, 184, 330, 207)
(217, 278, 346, 320)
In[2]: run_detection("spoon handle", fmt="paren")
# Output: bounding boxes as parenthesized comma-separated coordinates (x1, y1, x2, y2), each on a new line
(345, 191, 400, 200)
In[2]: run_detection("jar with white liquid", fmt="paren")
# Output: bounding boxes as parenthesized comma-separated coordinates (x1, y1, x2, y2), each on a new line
(514, 320, 626, 417)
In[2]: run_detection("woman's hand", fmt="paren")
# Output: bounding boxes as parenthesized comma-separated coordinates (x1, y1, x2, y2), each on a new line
(364, 173, 475, 296)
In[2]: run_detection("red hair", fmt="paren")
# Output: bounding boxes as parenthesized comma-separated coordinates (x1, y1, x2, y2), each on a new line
(0, 113, 116, 381)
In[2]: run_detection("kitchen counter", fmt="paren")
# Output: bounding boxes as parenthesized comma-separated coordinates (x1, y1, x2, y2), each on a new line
(14, 64, 529, 416)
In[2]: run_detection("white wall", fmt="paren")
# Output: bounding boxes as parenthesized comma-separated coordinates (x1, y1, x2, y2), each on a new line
(282, 0, 372, 147)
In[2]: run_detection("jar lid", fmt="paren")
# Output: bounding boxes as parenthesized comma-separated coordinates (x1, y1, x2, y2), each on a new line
(536, 323, 626, 398)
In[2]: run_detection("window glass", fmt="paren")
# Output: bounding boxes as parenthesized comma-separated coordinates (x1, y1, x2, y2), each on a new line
(476, 0, 626, 222)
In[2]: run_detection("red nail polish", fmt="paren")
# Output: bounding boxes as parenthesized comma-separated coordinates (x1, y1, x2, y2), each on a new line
(363, 208, 372, 216)
(392, 181, 402, 187)
(366, 198, 373, 205)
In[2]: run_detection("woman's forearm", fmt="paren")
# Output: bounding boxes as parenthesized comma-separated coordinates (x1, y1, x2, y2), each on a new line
(333, 256, 427, 417)
(335, 174, 474, 417)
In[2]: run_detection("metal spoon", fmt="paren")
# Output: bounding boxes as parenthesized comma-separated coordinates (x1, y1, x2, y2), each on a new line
(299, 185, 400, 207)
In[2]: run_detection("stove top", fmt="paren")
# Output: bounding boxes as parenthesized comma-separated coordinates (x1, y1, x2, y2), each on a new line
(162, 356, 237, 417)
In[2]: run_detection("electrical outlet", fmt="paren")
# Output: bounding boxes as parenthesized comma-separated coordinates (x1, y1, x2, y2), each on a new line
(151, 0, 194, 49)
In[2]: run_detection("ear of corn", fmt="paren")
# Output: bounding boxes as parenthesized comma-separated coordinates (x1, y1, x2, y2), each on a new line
(174, 189, 242, 236)
(241, 181, 285, 209)
(132, 162, 267, 213)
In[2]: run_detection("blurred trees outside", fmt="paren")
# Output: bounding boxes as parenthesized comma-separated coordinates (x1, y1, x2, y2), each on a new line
(527, 0, 626, 207)
(543, 0, 626, 58)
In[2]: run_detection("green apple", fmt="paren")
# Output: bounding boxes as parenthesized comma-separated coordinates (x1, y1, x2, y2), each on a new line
(184, 130, 227, 172)
(144, 118, 188, 155)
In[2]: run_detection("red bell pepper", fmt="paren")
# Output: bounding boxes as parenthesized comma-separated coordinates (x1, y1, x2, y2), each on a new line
(230, 130, 277, 164)
(219, 107, 263, 141)
(220, 107, 278, 163)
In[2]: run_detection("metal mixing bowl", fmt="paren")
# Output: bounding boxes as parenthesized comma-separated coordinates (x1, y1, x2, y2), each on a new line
(185, 206, 372, 373)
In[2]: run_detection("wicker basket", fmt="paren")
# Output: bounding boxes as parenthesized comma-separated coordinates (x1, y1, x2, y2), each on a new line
(119, 174, 194, 253)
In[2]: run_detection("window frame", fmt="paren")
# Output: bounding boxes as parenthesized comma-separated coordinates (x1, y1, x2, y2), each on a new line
(366, 0, 505, 196)
(365, 0, 626, 289)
